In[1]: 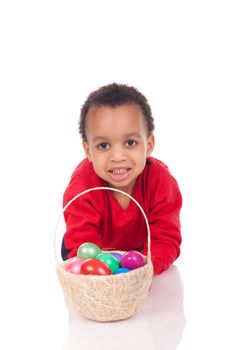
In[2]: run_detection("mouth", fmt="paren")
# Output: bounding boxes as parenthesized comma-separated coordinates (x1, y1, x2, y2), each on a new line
(108, 167, 131, 182)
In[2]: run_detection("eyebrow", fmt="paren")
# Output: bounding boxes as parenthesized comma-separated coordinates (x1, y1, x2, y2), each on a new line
(124, 132, 141, 138)
(93, 132, 141, 143)
(92, 136, 108, 142)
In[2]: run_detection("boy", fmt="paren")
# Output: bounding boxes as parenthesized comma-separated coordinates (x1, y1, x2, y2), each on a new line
(61, 83, 182, 274)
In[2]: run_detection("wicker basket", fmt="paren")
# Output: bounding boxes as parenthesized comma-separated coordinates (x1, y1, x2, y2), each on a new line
(55, 187, 153, 322)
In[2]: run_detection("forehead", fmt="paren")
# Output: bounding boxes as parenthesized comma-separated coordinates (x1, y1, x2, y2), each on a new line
(85, 104, 147, 138)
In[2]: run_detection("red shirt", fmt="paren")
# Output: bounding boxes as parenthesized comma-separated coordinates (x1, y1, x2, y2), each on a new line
(62, 157, 182, 274)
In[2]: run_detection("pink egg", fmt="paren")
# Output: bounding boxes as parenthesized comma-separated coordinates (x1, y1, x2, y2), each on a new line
(120, 250, 146, 270)
(66, 258, 84, 275)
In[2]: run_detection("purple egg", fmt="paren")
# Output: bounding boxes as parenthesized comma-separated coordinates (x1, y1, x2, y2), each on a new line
(120, 250, 146, 270)
(110, 252, 122, 262)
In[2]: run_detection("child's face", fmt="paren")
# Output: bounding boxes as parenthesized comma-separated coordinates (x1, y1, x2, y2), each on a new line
(83, 104, 154, 194)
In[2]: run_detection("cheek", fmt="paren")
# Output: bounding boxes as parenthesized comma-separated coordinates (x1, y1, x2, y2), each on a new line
(91, 153, 106, 170)
(132, 148, 147, 168)
(133, 145, 147, 159)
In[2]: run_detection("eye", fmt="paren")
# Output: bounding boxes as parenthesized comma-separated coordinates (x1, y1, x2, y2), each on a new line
(98, 142, 109, 150)
(126, 140, 136, 147)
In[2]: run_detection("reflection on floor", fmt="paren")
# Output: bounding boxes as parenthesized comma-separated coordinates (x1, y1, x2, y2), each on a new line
(63, 265, 186, 350)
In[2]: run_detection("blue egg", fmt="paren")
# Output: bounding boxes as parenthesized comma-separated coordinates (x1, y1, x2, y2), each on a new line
(114, 267, 130, 274)
(110, 252, 123, 262)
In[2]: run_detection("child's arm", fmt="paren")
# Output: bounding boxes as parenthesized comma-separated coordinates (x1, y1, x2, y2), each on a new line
(61, 199, 102, 260)
(61, 175, 102, 260)
(143, 169, 182, 274)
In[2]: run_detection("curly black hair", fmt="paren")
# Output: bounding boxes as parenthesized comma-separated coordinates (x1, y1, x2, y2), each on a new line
(79, 83, 154, 140)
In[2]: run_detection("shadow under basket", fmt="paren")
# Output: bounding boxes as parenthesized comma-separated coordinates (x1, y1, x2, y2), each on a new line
(55, 187, 153, 322)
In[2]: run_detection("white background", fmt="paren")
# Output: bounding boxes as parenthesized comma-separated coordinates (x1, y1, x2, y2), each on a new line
(0, 1, 233, 349)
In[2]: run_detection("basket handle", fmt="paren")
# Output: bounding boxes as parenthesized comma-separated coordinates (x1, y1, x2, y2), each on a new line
(54, 186, 151, 264)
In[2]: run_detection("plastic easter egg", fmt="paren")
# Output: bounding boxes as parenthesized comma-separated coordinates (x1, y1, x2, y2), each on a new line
(77, 242, 101, 259)
(120, 250, 146, 270)
(96, 252, 120, 274)
(110, 252, 122, 262)
(80, 258, 112, 275)
(66, 258, 84, 275)
(114, 267, 130, 274)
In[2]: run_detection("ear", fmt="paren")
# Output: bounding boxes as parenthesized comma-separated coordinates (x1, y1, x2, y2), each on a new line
(82, 140, 92, 162)
(146, 133, 155, 157)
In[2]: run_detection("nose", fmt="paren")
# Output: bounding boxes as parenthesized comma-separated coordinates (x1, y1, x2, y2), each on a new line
(109, 145, 127, 162)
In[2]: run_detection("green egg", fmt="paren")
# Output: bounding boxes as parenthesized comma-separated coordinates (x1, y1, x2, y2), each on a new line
(77, 242, 101, 259)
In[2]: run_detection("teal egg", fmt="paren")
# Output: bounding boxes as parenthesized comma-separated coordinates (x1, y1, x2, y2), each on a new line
(96, 252, 120, 273)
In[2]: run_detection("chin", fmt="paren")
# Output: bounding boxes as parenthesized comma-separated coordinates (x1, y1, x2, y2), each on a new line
(109, 181, 134, 193)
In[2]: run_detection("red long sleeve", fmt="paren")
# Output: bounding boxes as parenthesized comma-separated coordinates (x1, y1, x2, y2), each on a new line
(142, 166, 182, 274)
(62, 169, 104, 259)
(63, 199, 102, 258)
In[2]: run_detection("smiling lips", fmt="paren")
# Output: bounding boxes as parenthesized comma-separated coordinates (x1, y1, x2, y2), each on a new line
(108, 168, 131, 181)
